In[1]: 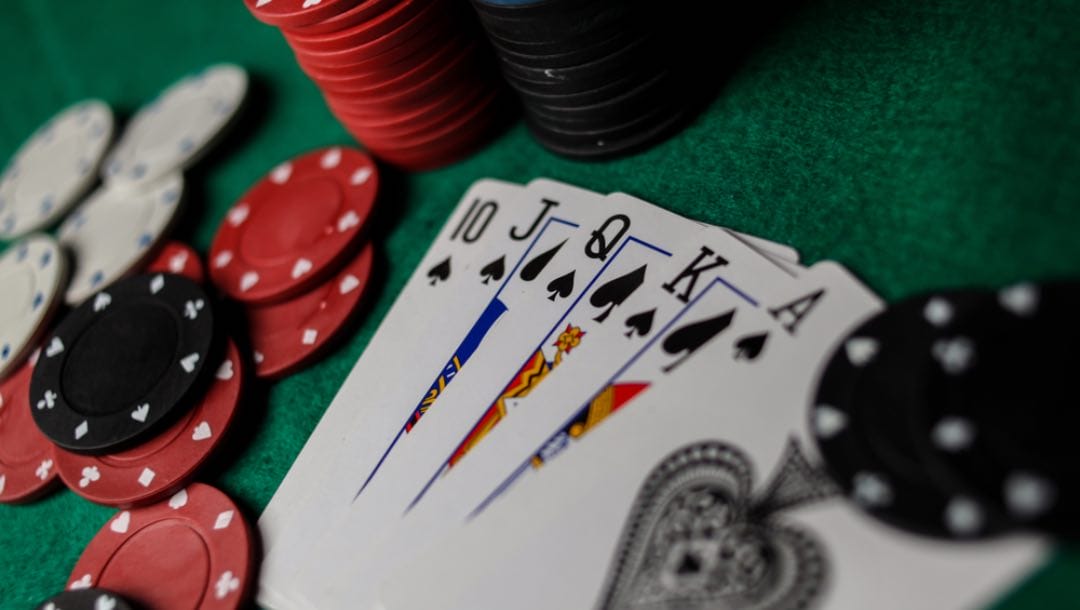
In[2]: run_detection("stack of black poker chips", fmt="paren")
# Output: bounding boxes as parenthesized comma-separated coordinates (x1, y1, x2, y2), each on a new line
(470, 0, 707, 160)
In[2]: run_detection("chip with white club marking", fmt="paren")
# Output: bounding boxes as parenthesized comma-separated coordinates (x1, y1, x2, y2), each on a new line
(0, 100, 114, 238)
(101, 64, 247, 191)
(810, 288, 1015, 539)
(209, 146, 378, 304)
(67, 483, 253, 609)
(30, 273, 215, 454)
(58, 172, 184, 306)
(0, 234, 68, 380)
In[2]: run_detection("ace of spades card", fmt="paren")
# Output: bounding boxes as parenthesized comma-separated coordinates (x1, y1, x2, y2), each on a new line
(374, 263, 1046, 610)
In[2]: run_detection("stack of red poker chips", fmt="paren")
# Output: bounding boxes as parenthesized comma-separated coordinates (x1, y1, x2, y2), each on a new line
(208, 146, 378, 379)
(243, 0, 510, 170)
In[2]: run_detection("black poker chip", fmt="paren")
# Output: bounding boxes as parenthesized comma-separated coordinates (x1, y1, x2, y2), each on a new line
(30, 273, 215, 454)
(912, 281, 1080, 539)
(35, 587, 136, 610)
(810, 288, 1016, 540)
(469, 0, 701, 159)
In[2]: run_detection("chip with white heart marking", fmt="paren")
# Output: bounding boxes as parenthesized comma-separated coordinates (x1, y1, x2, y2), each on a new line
(54, 339, 242, 507)
(145, 240, 206, 285)
(35, 587, 135, 610)
(810, 288, 1016, 540)
(30, 273, 216, 454)
(67, 483, 253, 609)
(246, 241, 375, 378)
(209, 146, 378, 304)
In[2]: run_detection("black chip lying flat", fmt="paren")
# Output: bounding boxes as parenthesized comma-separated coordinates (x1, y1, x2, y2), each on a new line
(811, 289, 1014, 540)
(36, 587, 135, 610)
(30, 273, 214, 454)
(913, 281, 1080, 539)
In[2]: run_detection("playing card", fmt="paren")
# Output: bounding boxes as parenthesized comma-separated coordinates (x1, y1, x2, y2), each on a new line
(287, 189, 814, 608)
(258, 178, 574, 607)
(374, 264, 1047, 610)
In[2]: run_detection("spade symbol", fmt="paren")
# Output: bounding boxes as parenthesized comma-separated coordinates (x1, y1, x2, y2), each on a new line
(520, 240, 566, 281)
(661, 309, 735, 373)
(479, 255, 506, 284)
(590, 265, 647, 323)
(624, 308, 655, 338)
(733, 332, 768, 361)
(546, 270, 576, 301)
(427, 257, 451, 286)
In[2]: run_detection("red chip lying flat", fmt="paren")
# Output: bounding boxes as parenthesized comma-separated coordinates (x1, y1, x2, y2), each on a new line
(145, 241, 205, 284)
(248, 240, 375, 378)
(54, 339, 243, 507)
(209, 146, 378, 304)
(0, 353, 59, 503)
(67, 483, 254, 609)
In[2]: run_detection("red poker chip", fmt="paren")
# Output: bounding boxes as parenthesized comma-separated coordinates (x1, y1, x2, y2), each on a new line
(67, 483, 253, 609)
(292, 14, 450, 81)
(321, 44, 487, 116)
(332, 80, 492, 141)
(358, 96, 508, 171)
(144, 241, 205, 284)
(314, 37, 474, 98)
(54, 340, 243, 507)
(287, 0, 447, 54)
(209, 146, 378, 304)
(0, 353, 59, 504)
(243, 0, 365, 29)
(247, 241, 374, 379)
(286, 0, 397, 36)
(351, 85, 502, 150)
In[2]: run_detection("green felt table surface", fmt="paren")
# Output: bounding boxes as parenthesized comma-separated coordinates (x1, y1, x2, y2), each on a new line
(1, 0, 1078, 608)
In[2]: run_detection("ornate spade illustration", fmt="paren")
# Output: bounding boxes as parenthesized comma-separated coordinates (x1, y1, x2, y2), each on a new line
(597, 439, 835, 610)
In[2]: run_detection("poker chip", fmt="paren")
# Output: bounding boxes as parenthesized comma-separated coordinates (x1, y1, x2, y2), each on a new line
(0, 354, 60, 503)
(471, 0, 702, 159)
(30, 273, 215, 454)
(0, 234, 68, 380)
(102, 65, 247, 191)
(242, 0, 506, 169)
(244, 0, 367, 29)
(146, 240, 205, 284)
(247, 241, 374, 378)
(0, 100, 114, 239)
(913, 282, 1080, 538)
(55, 339, 243, 507)
(811, 289, 1015, 540)
(67, 483, 253, 609)
(209, 147, 377, 304)
(58, 172, 184, 306)
(35, 588, 135, 610)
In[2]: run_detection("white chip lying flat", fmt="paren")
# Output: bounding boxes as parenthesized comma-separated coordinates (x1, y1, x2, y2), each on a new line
(0, 234, 67, 380)
(58, 172, 184, 305)
(0, 100, 114, 239)
(102, 64, 248, 190)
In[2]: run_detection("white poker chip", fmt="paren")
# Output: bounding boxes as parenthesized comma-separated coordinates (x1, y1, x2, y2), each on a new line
(102, 64, 248, 190)
(58, 172, 185, 305)
(0, 234, 67, 380)
(0, 100, 114, 239)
